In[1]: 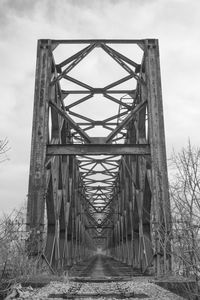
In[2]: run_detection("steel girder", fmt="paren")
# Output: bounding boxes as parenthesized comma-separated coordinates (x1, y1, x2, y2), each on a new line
(27, 39, 171, 275)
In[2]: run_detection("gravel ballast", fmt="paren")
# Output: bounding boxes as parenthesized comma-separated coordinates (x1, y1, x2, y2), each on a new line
(8, 277, 185, 300)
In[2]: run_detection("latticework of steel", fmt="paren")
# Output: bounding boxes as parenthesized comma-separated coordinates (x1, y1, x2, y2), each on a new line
(27, 39, 171, 275)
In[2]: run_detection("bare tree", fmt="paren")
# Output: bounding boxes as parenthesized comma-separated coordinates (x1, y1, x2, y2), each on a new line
(0, 138, 10, 163)
(169, 141, 200, 297)
(0, 208, 44, 298)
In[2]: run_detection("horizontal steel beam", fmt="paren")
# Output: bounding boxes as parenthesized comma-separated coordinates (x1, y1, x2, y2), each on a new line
(86, 226, 113, 229)
(47, 144, 150, 156)
(61, 89, 135, 94)
(50, 39, 146, 44)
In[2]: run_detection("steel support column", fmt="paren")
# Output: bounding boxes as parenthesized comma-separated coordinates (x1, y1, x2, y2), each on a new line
(145, 39, 172, 274)
(27, 40, 52, 254)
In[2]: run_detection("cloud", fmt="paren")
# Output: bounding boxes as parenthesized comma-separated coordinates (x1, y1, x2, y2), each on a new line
(0, 0, 200, 213)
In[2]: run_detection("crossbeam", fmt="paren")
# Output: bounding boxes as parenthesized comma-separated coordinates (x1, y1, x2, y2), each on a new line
(51, 39, 146, 44)
(47, 144, 150, 156)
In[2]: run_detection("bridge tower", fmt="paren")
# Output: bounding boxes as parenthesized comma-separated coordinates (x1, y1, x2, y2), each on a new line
(27, 39, 171, 275)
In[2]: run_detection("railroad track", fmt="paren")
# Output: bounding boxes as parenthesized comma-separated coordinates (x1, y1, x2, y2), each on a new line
(69, 254, 143, 280)
(44, 256, 148, 299)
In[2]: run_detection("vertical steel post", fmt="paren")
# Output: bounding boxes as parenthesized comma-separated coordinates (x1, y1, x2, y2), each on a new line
(27, 39, 51, 254)
(145, 39, 172, 275)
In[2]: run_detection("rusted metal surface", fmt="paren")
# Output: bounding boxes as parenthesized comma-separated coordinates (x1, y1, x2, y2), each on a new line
(27, 39, 171, 275)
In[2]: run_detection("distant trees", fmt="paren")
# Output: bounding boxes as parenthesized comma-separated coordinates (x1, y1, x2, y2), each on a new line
(169, 142, 200, 285)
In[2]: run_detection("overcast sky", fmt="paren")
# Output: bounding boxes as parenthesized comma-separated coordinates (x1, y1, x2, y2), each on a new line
(0, 0, 200, 214)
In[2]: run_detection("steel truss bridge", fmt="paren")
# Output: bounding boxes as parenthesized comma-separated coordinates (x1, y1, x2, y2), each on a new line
(27, 39, 172, 276)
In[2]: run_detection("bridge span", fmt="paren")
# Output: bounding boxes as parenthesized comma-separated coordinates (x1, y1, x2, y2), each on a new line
(26, 39, 171, 276)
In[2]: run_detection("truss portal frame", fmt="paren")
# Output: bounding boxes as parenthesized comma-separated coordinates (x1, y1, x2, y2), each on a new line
(27, 39, 171, 275)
